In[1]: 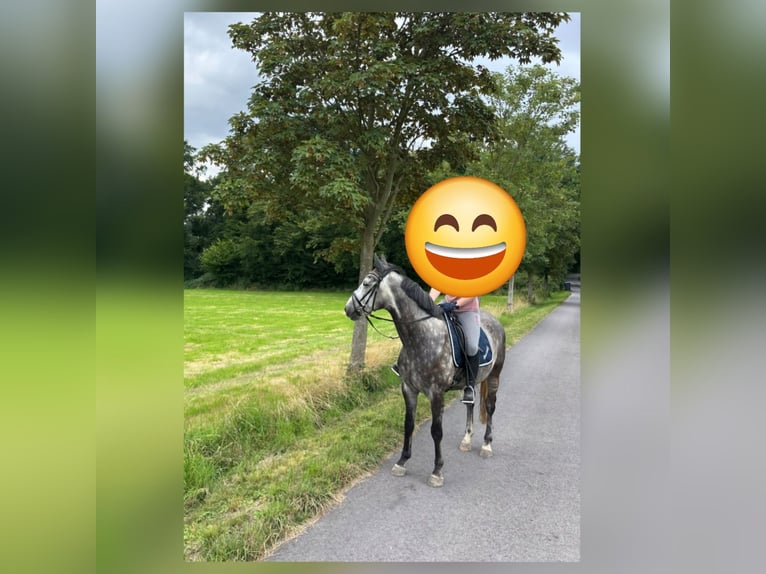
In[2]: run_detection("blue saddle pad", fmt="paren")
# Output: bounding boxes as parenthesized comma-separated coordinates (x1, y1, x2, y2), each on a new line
(443, 312, 493, 369)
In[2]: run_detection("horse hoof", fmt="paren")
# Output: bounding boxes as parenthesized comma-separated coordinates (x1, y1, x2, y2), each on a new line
(480, 444, 493, 458)
(391, 464, 407, 477)
(428, 474, 444, 487)
(459, 437, 472, 451)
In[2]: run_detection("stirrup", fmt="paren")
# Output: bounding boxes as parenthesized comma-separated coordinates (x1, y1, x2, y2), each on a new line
(390, 363, 400, 377)
(461, 385, 475, 404)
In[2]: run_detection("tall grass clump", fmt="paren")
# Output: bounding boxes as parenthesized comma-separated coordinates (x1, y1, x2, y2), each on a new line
(184, 361, 404, 506)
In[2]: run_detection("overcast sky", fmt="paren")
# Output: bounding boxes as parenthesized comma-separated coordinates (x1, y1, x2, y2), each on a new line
(184, 12, 580, 160)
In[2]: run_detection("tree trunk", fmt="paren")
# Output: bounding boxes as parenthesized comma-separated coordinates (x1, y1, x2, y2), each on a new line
(506, 273, 515, 312)
(527, 271, 535, 304)
(348, 314, 369, 372)
(347, 226, 376, 371)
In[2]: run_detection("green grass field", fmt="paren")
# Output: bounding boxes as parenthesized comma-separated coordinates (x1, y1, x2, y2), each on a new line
(183, 287, 570, 560)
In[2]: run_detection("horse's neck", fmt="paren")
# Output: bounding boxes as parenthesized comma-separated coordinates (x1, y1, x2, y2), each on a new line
(386, 282, 438, 345)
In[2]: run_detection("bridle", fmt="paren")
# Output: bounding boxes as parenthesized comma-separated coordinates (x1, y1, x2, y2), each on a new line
(351, 268, 399, 339)
(350, 267, 434, 340)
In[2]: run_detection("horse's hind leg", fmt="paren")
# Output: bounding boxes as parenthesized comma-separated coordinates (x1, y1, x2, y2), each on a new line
(460, 403, 474, 451)
(480, 374, 499, 458)
(392, 382, 418, 477)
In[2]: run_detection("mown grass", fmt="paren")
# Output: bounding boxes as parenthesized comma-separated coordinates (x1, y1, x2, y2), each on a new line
(184, 290, 353, 389)
(183, 287, 570, 561)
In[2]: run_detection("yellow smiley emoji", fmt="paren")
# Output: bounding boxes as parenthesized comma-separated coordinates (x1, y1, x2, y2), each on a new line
(404, 176, 526, 296)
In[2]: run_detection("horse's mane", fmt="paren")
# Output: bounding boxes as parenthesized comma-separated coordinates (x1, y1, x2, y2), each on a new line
(374, 256, 441, 318)
(398, 274, 441, 318)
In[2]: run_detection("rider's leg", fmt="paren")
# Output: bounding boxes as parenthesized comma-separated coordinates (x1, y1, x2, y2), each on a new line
(457, 311, 481, 404)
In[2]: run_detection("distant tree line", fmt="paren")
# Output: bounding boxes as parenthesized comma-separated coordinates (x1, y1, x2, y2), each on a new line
(185, 139, 412, 290)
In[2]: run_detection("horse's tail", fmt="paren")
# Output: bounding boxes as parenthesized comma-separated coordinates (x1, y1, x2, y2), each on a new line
(479, 378, 489, 424)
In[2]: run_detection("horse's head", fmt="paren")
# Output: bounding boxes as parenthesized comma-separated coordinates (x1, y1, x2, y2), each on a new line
(344, 254, 396, 320)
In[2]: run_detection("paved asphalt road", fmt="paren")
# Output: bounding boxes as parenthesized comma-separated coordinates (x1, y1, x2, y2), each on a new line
(267, 286, 580, 562)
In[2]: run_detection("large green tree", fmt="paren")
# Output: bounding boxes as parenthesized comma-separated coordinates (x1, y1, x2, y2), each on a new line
(202, 12, 570, 369)
(470, 65, 580, 304)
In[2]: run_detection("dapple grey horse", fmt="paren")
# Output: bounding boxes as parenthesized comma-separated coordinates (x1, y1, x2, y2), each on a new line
(345, 255, 506, 487)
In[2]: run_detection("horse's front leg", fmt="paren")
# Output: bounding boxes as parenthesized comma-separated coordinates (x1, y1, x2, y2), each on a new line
(460, 402, 474, 451)
(392, 381, 418, 477)
(428, 393, 445, 487)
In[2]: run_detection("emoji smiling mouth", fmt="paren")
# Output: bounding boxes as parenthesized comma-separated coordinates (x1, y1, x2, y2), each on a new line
(425, 242, 507, 280)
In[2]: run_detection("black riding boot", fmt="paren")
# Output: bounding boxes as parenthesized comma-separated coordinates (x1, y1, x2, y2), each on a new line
(462, 352, 480, 404)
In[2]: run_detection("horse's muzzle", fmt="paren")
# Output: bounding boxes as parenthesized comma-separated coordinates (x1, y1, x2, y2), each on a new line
(344, 297, 362, 320)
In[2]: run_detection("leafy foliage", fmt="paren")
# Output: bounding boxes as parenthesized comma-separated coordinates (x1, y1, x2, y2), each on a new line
(467, 65, 581, 295)
(202, 12, 570, 273)
(199, 238, 241, 286)
(184, 141, 226, 280)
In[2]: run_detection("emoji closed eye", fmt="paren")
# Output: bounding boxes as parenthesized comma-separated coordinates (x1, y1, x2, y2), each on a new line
(472, 213, 497, 232)
(434, 214, 460, 232)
